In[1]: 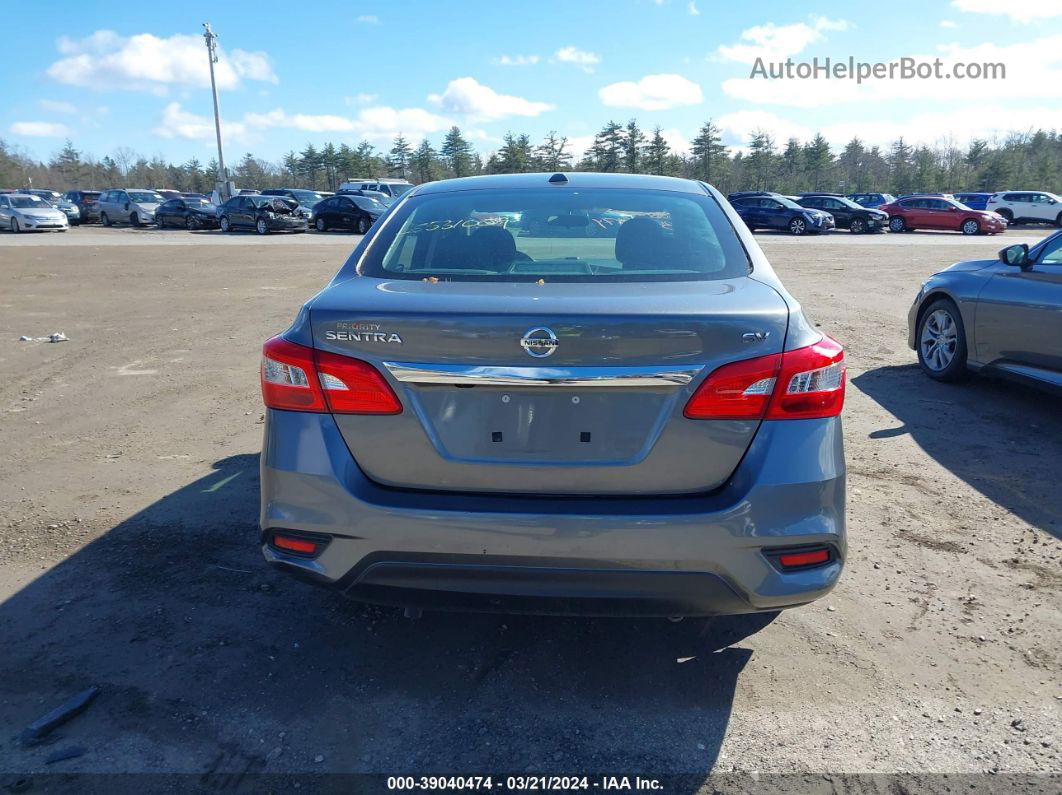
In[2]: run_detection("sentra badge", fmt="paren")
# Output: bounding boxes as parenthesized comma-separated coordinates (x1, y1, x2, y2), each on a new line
(326, 321, 403, 344)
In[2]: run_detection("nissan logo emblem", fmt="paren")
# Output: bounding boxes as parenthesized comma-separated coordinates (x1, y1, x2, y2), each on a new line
(520, 327, 559, 358)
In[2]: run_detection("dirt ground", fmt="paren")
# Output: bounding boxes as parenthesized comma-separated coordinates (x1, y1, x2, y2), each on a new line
(0, 225, 1059, 792)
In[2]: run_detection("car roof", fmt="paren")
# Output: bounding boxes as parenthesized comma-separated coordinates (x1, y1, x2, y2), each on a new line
(413, 172, 707, 196)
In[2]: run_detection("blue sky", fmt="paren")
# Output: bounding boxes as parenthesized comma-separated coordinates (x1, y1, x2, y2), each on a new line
(5, 0, 1062, 164)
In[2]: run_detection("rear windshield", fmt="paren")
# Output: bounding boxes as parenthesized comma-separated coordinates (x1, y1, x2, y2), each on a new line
(357, 188, 749, 282)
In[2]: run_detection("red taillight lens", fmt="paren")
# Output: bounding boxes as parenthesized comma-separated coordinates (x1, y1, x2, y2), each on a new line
(777, 548, 831, 569)
(765, 336, 845, 419)
(683, 353, 781, 420)
(272, 535, 318, 555)
(684, 336, 845, 421)
(314, 350, 402, 415)
(261, 337, 402, 415)
(261, 337, 327, 412)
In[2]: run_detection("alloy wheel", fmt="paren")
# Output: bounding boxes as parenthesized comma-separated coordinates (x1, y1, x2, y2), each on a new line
(919, 309, 958, 372)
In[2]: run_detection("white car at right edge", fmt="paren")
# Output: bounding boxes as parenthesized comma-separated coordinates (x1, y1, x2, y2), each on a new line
(985, 191, 1062, 226)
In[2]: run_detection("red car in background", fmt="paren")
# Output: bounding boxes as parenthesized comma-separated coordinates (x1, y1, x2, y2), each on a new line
(881, 195, 1006, 235)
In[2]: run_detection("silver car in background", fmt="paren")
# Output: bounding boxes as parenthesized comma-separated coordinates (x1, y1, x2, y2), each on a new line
(98, 188, 164, 227)
(909, 230, 1062, 392)
(22, 189, 82, 224)
(259, 173, 847, 617)
(0, 193, 69, 232)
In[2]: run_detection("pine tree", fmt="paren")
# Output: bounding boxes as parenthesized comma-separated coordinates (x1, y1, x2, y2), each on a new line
(623, 119, 645, 174)
(388, 135, 413, 178)
(299, 143, 322, 189)
(747, 130, 776, 191)
(690, 120, 725, 184)
(496, 132, 533, 173)
(590, 121, 624, 172)
(321, 142, 339, 190)
(282, 151, 300, 183)
(533, 132, 571, 171)
(51, 140, 83, 186)
(411, 139, 438, 184)
(440, 127, 474, 177)
(644, 127, 671, 176)
(803, 133, 834, 191)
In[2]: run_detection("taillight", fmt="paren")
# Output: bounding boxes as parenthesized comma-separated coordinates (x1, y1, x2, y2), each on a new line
(683, 353, 781, 420)
(314, 349, 402, 414)
(261, 337, 327, 412)
(261, 337, 401, 415)
(765, 336, 845, 419)
(684, 336, 845, 421)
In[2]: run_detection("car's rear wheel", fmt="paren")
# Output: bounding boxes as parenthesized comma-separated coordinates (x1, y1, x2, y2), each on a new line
(997, 209, 1013, 223)
(357, 217, 370, 235)
(888, 217, 906, 233)
(101, 212, 111, 227)
(315, 217, 327, 232)
(256, 218, 268, 235)
(220, 216, 231, 233)
(917, 299, 969, 382)
(850, 218, 866, 234)
(961, 219, 980, 235)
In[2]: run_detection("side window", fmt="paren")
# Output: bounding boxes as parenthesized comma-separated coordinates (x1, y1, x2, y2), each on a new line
(802, 198, 821, 209)
(824, 199, 844, 211)
(341, 199, 356, 209)
(1038, 235, 1062, 265)
(0, 197, 7, 208)
(763, 200, 782, 210)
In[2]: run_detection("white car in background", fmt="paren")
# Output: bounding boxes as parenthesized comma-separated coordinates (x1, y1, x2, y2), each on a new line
(0, 193, 69, 232)
(985, 191, 1062, 226)
(98, 189, 164, 227)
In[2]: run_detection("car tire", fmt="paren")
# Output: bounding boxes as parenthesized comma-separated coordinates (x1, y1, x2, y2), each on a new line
(186, 216, 199, 231)
(889, 217, 906, 233)
(315, 217, 327, 232)
(997, 209, 1013, 224)
(10, 218, 20, 233)
(961, 219, 980, 235)
(256, 218, 268, 235)
(220, 216, 231, 233)
(788, 217, 807, 236)
(916, 298, 970, 382)
(1055, 211, 1062, 228)
(101, 212, 111, 227)
(130, 213, 140, 227)
(850, 218, 866, 234)
(156, 216, 166, 229)
(357, 217, 370, 235)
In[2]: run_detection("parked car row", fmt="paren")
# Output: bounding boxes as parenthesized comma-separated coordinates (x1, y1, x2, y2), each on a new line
(726, 190, 1022, 236)
(1, 180, 414, 236)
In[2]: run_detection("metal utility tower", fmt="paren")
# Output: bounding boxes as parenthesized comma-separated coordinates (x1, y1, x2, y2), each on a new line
(202, 23, 226, 180)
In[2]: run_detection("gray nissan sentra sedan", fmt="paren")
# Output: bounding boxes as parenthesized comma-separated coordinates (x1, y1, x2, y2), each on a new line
(259, 172, 847, 616)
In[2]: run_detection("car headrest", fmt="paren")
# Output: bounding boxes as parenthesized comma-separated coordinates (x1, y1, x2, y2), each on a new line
(468, 225, 517, 270)
(615, 216, 666, 267)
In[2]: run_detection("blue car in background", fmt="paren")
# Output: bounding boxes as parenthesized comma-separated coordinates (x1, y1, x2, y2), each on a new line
(953, 192, 991, 211)
(847, 192, 896, 209)
(728, 191, 835, 235)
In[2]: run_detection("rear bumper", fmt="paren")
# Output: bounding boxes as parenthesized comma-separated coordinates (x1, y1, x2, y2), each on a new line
(260, 410, 846, 615)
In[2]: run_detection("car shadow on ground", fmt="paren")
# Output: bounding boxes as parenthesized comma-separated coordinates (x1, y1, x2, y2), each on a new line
(853, 364, 1062, 539)
(0, 453, 772, 787)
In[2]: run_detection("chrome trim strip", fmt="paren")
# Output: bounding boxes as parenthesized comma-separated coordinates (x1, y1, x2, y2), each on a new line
(383, 362, 703, 388)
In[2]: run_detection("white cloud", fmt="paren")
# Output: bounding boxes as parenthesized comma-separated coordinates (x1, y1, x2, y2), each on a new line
(349, 106, 455, 142)
(39, 99, 78, 114)
(720, 34, 1062, 108)
(10, 121, 71, 137)
(660, 127, 690, 154)
(940, 19, 957, 28)
(951, 0, 1062, 24)
(428, 77, 553, 121)
(714, 111, 812, 150)
(553, 46, 601, 73)
(46, 31, 277, 94)
(496, 54, 540, 66)
(716, 17, 849, 64)
(688, 1, 700, 16)
(599, 74, 703, 111)
(244, 108, 356, 132)
(356, 15, 379, 23)
(153, 102, 249, 144)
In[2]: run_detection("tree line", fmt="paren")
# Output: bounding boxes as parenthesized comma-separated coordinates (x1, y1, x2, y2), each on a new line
(2, 119, 1060, 196)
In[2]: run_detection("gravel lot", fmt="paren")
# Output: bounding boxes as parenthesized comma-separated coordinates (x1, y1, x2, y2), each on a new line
(0, 225, 1059, 791)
